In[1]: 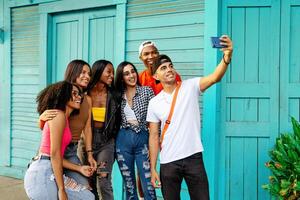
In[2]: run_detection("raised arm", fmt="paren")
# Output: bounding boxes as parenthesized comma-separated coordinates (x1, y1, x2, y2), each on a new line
(148, 122, 161, 188)
(48, 111, 68, 200)
(200, 35, 233, 92)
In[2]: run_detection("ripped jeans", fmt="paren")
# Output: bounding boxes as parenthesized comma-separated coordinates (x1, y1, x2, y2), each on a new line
(64, 142, 89, 187)
(24, 159, 94, 200)
(93, 137, 115, 200)
(116, 128, 156, 200)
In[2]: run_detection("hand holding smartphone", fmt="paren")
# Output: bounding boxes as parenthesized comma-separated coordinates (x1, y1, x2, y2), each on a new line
(211, 37, 228, 48)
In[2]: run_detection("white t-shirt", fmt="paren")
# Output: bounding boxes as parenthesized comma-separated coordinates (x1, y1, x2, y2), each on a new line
(146, 77, 203, 164)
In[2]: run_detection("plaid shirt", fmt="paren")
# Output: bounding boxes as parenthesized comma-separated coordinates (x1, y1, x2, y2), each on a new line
(120, 85, 154, 133)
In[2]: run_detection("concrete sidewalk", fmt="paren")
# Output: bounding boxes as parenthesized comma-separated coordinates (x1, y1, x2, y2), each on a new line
(0, 176, 27, 200)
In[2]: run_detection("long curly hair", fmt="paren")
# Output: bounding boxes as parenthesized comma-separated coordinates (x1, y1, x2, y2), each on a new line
(36, 81, 80, 115)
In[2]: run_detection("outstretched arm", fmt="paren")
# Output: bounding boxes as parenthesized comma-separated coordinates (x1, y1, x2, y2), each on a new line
(200, 35, 233, 92)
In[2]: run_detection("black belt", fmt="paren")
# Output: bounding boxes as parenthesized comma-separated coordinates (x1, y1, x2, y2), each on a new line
(27, 155, 50, 168)
(31, 155, 50, 162)
(40, 155, 50, 160)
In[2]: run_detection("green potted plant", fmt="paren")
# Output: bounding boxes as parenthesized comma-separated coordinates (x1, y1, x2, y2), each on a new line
(262, 117, 300, 200)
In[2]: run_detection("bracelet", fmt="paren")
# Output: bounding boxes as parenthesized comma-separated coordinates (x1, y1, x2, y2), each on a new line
(223, 54, 231, 65)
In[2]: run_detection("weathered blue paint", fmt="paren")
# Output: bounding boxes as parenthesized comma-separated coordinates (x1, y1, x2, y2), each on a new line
(203, 1, 220, 200)
(0, 28, 3, 43)
(8, 0, 60, 8)
(280, 1, 300, 132)
(0, 0, 12, 168)
(126, 1, 205, 198)
(39, 0, 126, 13)
(10, 5, 41, 173)
(0, 0, 5, 166)
(2, 1, 296, 200)
(115, 3, 126, 65)
(39, 12, 51, 88)
(51, 11, 85, 81)
(218, 0, 280, 199)
(38, 0, 127, 79)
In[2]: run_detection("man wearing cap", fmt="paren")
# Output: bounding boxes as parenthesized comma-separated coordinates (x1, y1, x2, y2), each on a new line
(137, 41, 181, 199)
(138, 41, 181, 95)
(146, 35, 233, 200)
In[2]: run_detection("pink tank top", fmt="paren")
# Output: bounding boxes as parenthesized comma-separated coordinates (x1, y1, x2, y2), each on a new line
(39, 119, 72, 156)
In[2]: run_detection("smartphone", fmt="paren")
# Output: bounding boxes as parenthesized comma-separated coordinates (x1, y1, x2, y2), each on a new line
(211, 37, 227, 48)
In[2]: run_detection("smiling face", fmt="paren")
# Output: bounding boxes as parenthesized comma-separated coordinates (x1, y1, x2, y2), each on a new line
(153, 61, 176, 84)
(100, 63, 114, 85)
(75, 64, 91, 88)
(67, 85, 82, 110)
(122, 64, 138, 88)
(139, 45, 159, 72)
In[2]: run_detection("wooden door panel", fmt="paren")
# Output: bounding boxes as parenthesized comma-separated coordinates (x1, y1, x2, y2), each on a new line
(83, 8, 116, 65)
(280, 3, 300, 131)
(52, 12, 83, 82)
(220, 1, 280, 199)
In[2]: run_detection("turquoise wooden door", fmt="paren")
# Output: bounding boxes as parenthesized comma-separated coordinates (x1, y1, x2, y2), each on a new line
(83, 7, 115, 65)
(50, 7, 123, 199)
(51, 7, 116, 82)
(280, 1, 300, 132)
(51, 11, 84, 81)
(219, 0, 280, 199)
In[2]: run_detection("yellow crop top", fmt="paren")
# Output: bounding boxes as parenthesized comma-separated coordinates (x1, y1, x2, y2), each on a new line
(92, 107, 106, 122)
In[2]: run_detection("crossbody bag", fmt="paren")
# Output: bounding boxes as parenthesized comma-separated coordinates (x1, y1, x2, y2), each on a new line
(160, 82, 182, 150)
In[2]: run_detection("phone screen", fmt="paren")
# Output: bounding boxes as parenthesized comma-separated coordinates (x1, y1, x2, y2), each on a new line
(211, 37, 227, 48)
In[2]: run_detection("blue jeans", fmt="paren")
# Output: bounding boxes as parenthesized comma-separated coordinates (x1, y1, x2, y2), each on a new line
(160, 152, 209, 200)
(116, 128, 156, 200)
(64, 142, 89, 187)
(24, 159, 94, 200)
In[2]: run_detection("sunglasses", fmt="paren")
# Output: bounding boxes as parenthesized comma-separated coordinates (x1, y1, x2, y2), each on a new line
(72, 90, 83, 98)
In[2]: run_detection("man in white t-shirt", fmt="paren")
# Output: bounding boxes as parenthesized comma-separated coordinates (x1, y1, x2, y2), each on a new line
(146, 35, 233, 200)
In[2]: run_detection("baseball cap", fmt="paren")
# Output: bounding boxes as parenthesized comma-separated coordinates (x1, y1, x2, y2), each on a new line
(138, 41, 157, 56)
(152, 54, 173, 75)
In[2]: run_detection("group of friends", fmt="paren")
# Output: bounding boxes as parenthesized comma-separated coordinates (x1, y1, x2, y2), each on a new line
(23, 35, 233, 200)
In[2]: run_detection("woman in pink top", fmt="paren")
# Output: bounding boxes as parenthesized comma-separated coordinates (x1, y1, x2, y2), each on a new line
(24, 81, 94, 200)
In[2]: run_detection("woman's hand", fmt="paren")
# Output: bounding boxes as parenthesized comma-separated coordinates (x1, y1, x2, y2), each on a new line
(40, 109, 59, 122)
(87, 153, 98, 172)
(79, 165, 94, 177)
(58, 188, 68, 200)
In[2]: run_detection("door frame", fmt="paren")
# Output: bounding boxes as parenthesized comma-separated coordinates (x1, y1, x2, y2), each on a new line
(203, 1, 221, 200)
(38, 0, 126, 87)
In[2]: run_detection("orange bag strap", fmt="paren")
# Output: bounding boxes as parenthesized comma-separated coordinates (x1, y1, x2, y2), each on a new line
(160, 82, 182, 150)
